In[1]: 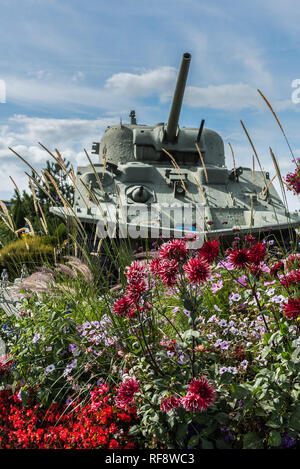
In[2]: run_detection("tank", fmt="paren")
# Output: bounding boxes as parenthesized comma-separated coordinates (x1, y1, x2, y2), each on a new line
(51, 52, 300, 246)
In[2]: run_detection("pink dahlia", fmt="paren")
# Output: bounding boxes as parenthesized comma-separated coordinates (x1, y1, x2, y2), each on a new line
(115, 378, 140, 409)
(198, 239, 220, 264)
(159, 239, 188, 262)
(183, 256, 211, 284)
(228, 248, 250, 269)
(157, 259, 179, 287)
(182, 376, 216, 412)
(282, 297, 300, 320)
(160, 396, 182, 413)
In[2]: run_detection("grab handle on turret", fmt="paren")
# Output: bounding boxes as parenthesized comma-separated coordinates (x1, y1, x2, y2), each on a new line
(166, 52, 191, 143)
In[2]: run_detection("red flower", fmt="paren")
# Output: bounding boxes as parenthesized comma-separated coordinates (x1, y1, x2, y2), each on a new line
(125, 261, 147, 285)
(109, 439, 120, 449)
(282, 297, 300, 320)
(228, 249, 250, 269)
(183, 256, 211, 284)
(159, 239, 188, 262)
(182, 377, 216, 412)
(126, 280, 146, 303)
(249, 265, 263, 279)
(160, 396, 182, 413)
(270, 261, 284, 277)
(248, 242, 267, 265)
(115, 378, 140, 409)
(149, 257, 161, 275)
(113, 295, 136, 319)
(157, 259, 179, 287)
(198, 239, 220, 264)
(245, 234, 256, 245)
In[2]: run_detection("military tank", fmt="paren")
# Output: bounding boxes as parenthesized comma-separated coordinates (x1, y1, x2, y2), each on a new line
(51, 52, 300, 247)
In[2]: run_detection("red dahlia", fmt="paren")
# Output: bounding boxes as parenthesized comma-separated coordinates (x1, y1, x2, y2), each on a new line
(115, 378, 140, 409)
(126, 280, 146, 302)
(125, 261, 147, 285)
(149, 257, 161, 275)
(182, 376, 216, 412)
(198, 239, 220, 264)
(157, 259, 179, 287)
(113, 295, 136, 318)
(183, 256, 211, 284)
(159, 239, 188, 262)
(228, 249, 250, 269)
(282, 297, 300, 320)
(160, 396, 182, 413)
(248, 242, 267, 265)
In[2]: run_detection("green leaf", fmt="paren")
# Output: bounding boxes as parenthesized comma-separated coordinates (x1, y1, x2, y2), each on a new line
(269, 430, 281, 447)
(201, 439, 214, 449)
(243, 432, 264, 449)
(215, 412, 229, 424)
(176, 423, 188, 441)
(188, 435, 200, 448)
(128, 425, 141, 436)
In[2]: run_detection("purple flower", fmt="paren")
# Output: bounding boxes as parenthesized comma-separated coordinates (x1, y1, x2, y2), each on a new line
(45, 364, 55, 375)
(219, 367, 228, 374)
(32, 333, 40, 343)
(220, 341, 230, 350)
(69, 344, 77, 354)
(240, 360, 248, 370)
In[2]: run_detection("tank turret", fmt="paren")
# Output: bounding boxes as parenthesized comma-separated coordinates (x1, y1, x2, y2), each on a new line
(51, 53, 300, 245)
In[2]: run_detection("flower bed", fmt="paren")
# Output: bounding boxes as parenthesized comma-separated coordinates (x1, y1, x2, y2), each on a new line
(0, 235, 299, 449)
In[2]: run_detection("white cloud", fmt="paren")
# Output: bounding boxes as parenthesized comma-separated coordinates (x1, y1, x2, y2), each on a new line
(184, 83, 263, 111)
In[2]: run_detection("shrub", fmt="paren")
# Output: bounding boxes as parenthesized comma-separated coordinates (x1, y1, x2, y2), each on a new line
(0, 235, 55, 278)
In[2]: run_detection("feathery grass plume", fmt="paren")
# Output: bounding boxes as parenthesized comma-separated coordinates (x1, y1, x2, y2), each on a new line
(65, 257, 93, 283)
(269, 147, 290, 209)
(195, 142, 208, 183)
(257, 89, 297, 165)
(0, 200, 10, 217)
(0, 213, 15, 233)
(24, 218, 35, 236)
(228, 142, 237, 180)
(38, 202, 48, 235)
(84, 149, 104, 190)
(29, 179, 39, 216)
(9, 147, 41, 181)
(240, 121, 266, 177)
(42, 168, 86, 240)
(261, 175, 277, 197)
(27, 171, 55, 204)
(9, 176, 21, 198)
(16, 270, 54, 295)
(55, 263, 77, 279)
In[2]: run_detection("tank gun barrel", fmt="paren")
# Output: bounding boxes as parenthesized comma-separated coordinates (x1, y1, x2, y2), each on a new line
(166, 52, 191, 143)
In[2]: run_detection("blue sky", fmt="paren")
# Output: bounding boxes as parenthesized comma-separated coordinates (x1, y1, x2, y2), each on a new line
(0, 0, 300, 210)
